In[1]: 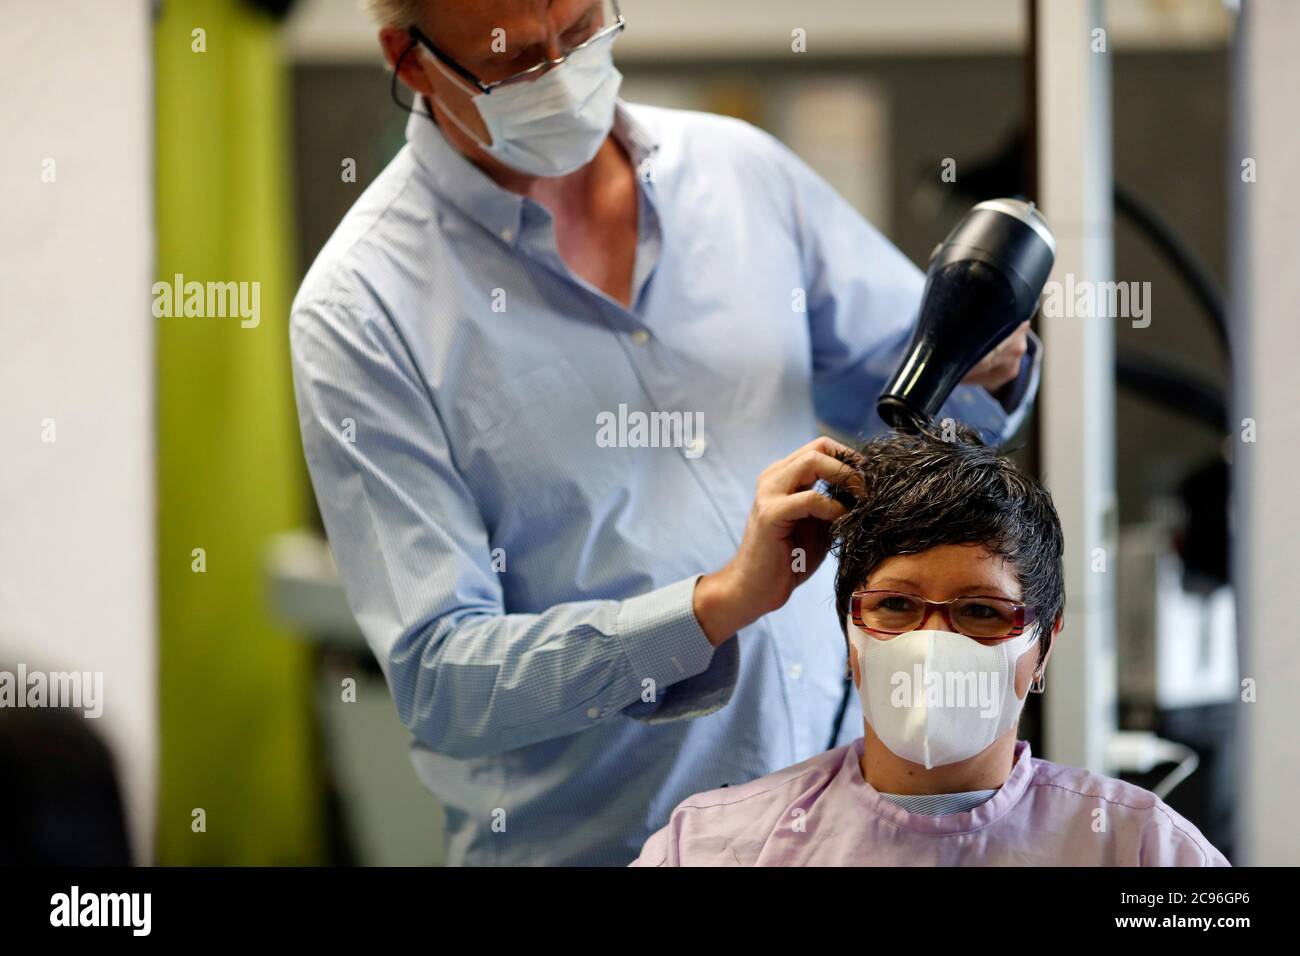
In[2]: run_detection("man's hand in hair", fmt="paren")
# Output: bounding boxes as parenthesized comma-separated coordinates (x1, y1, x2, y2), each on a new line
(692, 437, 865, 648)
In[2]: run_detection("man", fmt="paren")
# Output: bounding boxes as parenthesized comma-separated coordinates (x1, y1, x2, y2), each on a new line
(632, 426, 1228, 866)
(290, 0, 1040, 865)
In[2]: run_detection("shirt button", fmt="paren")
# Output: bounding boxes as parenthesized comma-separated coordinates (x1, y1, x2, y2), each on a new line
(500, 227, 514, 243)
(586, 707, 600, 719)
(630, 329, 650, 345)
(683, 437, 707, 457)
(788, 663, 803, 680)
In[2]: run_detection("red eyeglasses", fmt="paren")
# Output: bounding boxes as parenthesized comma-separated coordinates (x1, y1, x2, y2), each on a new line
(850, 589, 1037, 641)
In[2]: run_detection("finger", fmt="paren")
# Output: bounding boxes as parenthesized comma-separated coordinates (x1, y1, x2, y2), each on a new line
(990, 331, 1020, 361)
(990, 322, 1029, 357)
(765, 488, 849, 527)
(770, 449, 866, 497)
(992, 361, 1020, 384)
(1004, 335, 1028, 364)
(762, 436, 862, 488)
(971, 342, 1006, 375)
(993, 341, 1026, 370)
(809, 434, 858, 459)
(775, 434, 857, 468)
(770, 449, 855, 494)
(972, 325, 1029, 377)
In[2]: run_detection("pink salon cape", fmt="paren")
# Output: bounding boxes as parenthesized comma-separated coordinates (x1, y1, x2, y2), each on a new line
(631, 739, 1229, 866)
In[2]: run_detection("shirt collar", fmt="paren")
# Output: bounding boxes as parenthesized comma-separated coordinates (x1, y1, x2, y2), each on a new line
(404, 99, 660, 245)
(844, 738, 1037, 834)
(878, 788, 999, 816)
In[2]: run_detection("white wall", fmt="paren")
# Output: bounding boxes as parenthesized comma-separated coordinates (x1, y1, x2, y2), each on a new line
(283, 0, 1231, 63)
(0, 0, 156, 862)
(1234, 0, 1300, 866)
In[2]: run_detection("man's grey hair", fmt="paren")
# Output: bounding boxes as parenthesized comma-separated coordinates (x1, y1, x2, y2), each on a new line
(363, 0, 425, 29)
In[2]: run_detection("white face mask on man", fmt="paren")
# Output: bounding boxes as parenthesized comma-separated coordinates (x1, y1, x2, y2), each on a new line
(428, 37, 623, 178)
(846, 617, 1039, 770)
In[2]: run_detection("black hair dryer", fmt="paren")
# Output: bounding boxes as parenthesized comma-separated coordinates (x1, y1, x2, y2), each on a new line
(876, 198, 1056, 430)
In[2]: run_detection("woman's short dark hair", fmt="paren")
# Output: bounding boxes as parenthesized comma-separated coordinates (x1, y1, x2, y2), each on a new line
(829, 423, 1065, 663)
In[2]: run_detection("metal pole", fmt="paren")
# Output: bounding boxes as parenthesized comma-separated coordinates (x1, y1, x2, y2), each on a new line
(1034, 0, 1118, 771)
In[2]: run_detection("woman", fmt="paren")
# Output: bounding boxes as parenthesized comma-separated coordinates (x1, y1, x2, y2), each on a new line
(631, 425, 1228, 866)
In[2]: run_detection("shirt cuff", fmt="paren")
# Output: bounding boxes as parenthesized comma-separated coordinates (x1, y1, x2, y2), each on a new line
(995, 328, 1042, 439)
(617, 575, 740, 723)
(616, 574, 716, 691)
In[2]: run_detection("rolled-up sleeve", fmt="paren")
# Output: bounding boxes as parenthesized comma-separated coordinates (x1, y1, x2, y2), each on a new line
(290, 292, 723, 759)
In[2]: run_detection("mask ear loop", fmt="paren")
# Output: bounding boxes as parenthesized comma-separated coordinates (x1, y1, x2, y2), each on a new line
(391, 38, 497, 151)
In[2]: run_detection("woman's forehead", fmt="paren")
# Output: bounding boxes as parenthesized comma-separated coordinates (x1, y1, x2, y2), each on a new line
(865, 544, 1021, 594)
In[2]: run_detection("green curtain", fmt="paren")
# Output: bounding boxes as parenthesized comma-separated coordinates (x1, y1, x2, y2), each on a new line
(155, 0, 324, 864)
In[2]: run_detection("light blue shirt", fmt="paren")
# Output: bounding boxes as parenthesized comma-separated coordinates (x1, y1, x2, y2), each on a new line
(289, 102, 1040, 866)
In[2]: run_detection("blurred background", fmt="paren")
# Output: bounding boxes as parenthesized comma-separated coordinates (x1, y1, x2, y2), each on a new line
(2, 0, 1296, 866)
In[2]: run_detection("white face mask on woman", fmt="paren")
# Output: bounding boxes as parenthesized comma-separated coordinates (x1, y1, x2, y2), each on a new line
(847, 618, 1039, 769)
(429, 38, 623, 178)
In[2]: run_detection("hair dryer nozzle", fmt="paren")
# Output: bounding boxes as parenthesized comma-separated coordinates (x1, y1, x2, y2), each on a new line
(877, 199, 1055, 430)
(877, 396, 928, 433)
